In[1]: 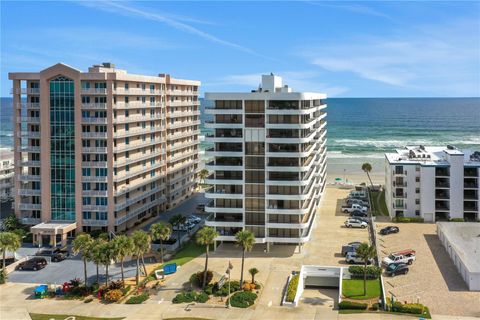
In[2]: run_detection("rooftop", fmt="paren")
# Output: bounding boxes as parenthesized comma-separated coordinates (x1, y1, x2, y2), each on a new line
(385, 145, 480, 166)
(437, 222, 480, 273)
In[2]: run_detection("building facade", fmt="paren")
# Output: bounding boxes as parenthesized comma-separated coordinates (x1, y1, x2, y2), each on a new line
(0, 150, 14, 202)
(385, 146, 480, 222)
(9, 63, 200, 246)
(204, 75, 327, 249)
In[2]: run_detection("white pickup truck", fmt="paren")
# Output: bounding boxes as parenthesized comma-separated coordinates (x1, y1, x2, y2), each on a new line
(342, 203, 368, 213)
(382, 249, 416, 267)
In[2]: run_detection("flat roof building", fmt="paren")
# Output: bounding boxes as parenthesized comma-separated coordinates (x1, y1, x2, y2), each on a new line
(204, 74, 327, 250)
(437, 222, 480, 291)
(385, 146, 480, 222)
(9, 63, 200, 246)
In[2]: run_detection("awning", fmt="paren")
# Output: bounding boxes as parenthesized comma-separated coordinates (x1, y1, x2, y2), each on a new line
(31, 222, 77, 235)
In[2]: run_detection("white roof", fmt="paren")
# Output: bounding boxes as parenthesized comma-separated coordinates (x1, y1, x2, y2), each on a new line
(437, 222, 480, 273)
(385, 145, 480, 166)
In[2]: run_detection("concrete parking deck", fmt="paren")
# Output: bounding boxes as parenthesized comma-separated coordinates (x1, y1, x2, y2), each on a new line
(377, 222, 480, 317)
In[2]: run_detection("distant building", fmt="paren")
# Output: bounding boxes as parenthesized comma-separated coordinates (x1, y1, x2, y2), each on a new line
(204, 74, 327, 250)
(385, 146, 480, 222)
(0, 150, 14, 202)
(437, 222, 480, 291)
(9, 63, 200, 246)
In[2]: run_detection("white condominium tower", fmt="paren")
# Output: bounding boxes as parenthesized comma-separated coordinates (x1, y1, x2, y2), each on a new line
(385, 145, 480, 222)
(204, 74, 327, 250)
(9, 63, 200, 246)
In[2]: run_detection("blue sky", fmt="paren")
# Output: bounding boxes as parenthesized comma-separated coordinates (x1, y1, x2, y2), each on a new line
(1, 1, 479, 97)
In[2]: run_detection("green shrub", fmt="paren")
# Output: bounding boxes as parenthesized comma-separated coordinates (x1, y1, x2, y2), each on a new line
(371, 302, 379, 310)
(213, 280, 241, 297)
(125, 293, 149, 304)
(392, 301, 426, 314)
(228, 291, 257, 308)
(348, 266, 382, 279)
(204, 284, 214, 295)
(450, 218, 465, 222)
(254, 283, 261, 290)
(103, 289, 123, 302)
(121, 285, 131, 296)
(172, 291, 209, 304)
(0, 271, 6, 284)
(393, 217, 424, 223)
(107, 280, 124, 290)
(285, 274, 299, 302)
(196, 270, 213, 286)
(338, 300, 368, 310)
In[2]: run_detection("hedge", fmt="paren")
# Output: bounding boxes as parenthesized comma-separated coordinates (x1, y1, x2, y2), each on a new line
(392, 301, 426, 315)
(450, 218, 465, 222)
(228, 291, 257, 308)
(125, 293, 149, 304)
(338, 301, 368, 310)
(348, 266, 382, 279)
(172, 291, 209, 304)
(285, 274, 299, 302)
(212, 280, 241, 297)
(393, 217, 424, 223)
(190, 271, 213, 287)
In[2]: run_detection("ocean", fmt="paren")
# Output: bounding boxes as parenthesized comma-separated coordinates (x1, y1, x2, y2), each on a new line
(1, 97, 479, 175)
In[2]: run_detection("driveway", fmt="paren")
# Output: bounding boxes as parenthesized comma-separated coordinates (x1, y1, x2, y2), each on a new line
(377, 222, 480, 317)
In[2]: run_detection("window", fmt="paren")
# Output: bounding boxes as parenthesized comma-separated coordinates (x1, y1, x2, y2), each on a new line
(416, 177, 420, 182)
(82, 168, 91, 176)
(96, 197, 108, 206)
(415, 210, 420, 216)
(416, 199, 420, 205)
(82, 197, 91, 205)
(82, 211, 92, 219)
(245, 100, 264, 113)
(96, 212, 108, 220)
(416, 188, 420, 194)
(82, 183, 91, 191)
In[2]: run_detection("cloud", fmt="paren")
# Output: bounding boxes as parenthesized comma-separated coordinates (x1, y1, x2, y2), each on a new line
(300, 19, 480, 96)
(204, 71, 349, 97)
(77, 1, 269, 59)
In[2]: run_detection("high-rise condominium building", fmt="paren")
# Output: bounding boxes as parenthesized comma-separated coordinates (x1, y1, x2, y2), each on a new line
(385, 145, 480, 222)
(0, 150, 14, 203)
(204, 75, 327, 250)
(9, 63, 200, 246)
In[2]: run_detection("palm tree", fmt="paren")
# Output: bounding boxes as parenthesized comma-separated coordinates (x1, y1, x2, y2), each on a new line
(149, 222, 172, 264)
(0, 232, 21, 276)
(72, 233, 94, 286)
(169, 215, 186, 248)
(235, 230, 255, 286)
(199, 169, 209, 185)
(356, 243, 377, 295)
(132, 230, 151, 286)
(90, 239, 105, 284)
(361, 162, 374, 188)
(111, 235, 134, 285)
(196, 226, 219, 289)
(2, 216, 22, 232)
(99, 241, 115, 286)
(248, 267, 259, 284)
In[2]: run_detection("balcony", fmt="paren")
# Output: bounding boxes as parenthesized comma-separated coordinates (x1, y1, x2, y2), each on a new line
(81, 88, 107, 94)
(82, 219, 108, 227)
(82, 147, 107, 153)
(464, 190, 478, 200)
(435, 201, 449, 211)
(435, 190, 450, 200)
(464, 178, 478, 189)
(81, 103, 107, 109)
(393, 181, 407, 187)
(82, 132, 108, 139)
(464, 168, 478, 177)
(12, 88, 40, 95)
(393, 191, 407, 198)
(82, 117, 108, 124)
(17, 116, 40, 123)
(19, 203, 41, 210)
(205, 213, 243, 228)
(17, 102, 40, 109)
(19, 174, 41, 181)
(464, 201, 478, 212)
(435, 167, 450, 177)
(435, 178, 450, 188)
(18, 189, 41, 196)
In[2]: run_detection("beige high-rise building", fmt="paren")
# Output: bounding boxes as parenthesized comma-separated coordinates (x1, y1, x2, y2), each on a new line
(9, 63, 200, 246)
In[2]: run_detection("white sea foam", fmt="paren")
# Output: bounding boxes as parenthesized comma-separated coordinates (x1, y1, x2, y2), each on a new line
(329, 137, 480, 148)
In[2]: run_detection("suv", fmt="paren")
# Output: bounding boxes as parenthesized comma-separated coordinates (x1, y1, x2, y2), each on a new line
(16, 257, 48, 271)
(382, 249, 416, 267)
(341, 241, 362, 256)
(344, 218, 368, 228)
(345, 252, 374, 265)
(35, 248, 68, 262)
(385, 263, 409, 276)
(347, 198, 370, 208)
(350, 210, 368, 218)
(380, 226, 399, 235)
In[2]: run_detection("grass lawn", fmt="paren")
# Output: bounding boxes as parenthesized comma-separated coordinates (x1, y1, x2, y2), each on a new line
(370, 190, 389, 216)
(342, 279, 381, 300)
(30, 314, 124, 320)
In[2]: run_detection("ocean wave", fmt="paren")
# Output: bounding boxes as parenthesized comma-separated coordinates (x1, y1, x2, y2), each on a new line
(327, 151, 385, 159)
(328, 137, 480, 148)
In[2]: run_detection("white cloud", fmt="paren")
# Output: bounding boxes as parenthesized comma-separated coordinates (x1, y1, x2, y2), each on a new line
(301, 19, 480, 96)
(204, 71, 349, 97)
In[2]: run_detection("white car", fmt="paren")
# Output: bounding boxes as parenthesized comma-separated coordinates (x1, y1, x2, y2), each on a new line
(345, 252, 374, 264)
(344, 218, 368, 228)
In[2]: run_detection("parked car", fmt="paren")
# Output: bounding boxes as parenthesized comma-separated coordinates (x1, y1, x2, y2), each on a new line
(344, 218, 368, 228)
(346, 198, 370, 208)
(350, 210, 368, 218)
(35, 248, 68, 262)
(380, 226, 400, 235)
(385, 263, 409, 276)
(345, 252, 374, 265)
(382, 249, 416, 267)
(341, 241, 363, 256)
(16, 257, 48, 271)
(342, 204, 368, 214)
(187, 215, 201, 223)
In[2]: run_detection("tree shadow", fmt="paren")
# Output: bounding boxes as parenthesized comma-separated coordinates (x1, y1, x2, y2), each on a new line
(423, 234, 469, 292)
(336, 199, 347, 217)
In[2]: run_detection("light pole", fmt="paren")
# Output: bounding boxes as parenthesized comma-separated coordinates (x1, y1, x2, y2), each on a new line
(226, 260, 233, 308)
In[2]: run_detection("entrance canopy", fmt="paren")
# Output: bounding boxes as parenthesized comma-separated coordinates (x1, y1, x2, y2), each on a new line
(31, 222, 77, 247)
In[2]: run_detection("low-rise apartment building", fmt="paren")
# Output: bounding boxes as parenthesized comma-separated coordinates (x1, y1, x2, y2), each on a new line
(9, 63, 200, 246)
(385, 145, 480, 222)
(0, 150, 14, 202)
(204, 74, 327, 249)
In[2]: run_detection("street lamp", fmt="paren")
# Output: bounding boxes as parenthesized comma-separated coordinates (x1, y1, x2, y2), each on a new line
(226, 260, 233, 308)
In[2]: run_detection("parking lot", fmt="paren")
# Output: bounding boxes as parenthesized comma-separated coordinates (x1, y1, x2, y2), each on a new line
(377, 222, 480, 317)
